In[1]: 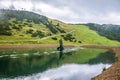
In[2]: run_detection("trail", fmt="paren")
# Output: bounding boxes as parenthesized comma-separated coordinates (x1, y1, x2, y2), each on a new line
(0, 30, 76, 43)
(39, 30, 76, 40)
(0, 44, 75, 50)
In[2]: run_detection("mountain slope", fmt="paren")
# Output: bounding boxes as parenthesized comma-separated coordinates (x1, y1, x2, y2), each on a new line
(85, 23, 120, 41)
(68, 24, 120, 46)
(0, 10, 68, 37)
(0, 10, 120, 45)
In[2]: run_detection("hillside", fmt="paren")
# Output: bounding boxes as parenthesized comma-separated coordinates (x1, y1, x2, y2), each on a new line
(0, 10, 120, 45)
(0, 10, 69, 36)
(68, 24, 120, 46)
(0, 10, 71, 44)
(85, 23, 120, 41)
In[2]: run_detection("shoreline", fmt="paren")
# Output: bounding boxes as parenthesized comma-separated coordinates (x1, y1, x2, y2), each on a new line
(81, 45, 120, 80)
(1, 44, 120, 79)
(0, 44, 75, 50)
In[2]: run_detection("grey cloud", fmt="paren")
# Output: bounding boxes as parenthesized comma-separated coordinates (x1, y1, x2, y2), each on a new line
(0, 0, 120, 24)
(33, 0, 120, 22)
(39, 0, 120, 15)
(35, 0, 120, 11)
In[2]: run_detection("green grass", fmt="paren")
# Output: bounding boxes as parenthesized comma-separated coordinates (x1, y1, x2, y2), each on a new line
(58, 49, 108, 64)
(68, 25, 120, 46)
(0, 24, 120, 46)
(0, 10, 120, 46)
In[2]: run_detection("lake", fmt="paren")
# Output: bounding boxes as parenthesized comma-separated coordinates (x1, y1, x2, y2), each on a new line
(0, 47, 115, 80)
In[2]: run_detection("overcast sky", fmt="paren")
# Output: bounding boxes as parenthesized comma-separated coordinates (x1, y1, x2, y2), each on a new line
(0, 0, 120, 24)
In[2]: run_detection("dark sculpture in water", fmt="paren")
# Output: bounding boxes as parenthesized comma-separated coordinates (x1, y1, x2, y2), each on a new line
(57, 38, 64, 59)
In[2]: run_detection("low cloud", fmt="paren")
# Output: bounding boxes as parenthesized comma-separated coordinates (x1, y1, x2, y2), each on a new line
(0, 0, 120, 24)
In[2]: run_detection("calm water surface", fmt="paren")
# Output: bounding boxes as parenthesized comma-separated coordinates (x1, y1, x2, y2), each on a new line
(0, 48, 115, 80)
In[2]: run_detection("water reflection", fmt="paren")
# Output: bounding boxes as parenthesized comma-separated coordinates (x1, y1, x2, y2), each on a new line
(0, 48, 115, 79)
(88, 50, 115, 64)
(3, 64, 111, 80)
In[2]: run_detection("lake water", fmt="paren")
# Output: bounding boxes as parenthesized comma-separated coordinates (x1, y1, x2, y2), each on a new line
(0, 48, 115, 80)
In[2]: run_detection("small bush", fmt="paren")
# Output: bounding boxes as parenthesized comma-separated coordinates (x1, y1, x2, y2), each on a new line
(28, 24, 33, 27)
(37, 30, 45, 38)
(12, 25, 21, 30)
(24, 23, 28, 25)
(12, 21, 18, 24)
(0, 31, 12, 36)
(26, 29, 33, 34)
(63, 34, 76, 42)
(73, 39, 77, 42)
(4, 26, 11, 30)
(19, 35, 24, 36)
(31, 30, 45, 38)
(102, 67, 106, 72)
(51, 37, 57, 40)
(115, 56, 118, 62)
(56, 23, 60, 26)
(31, 32, 38, 37)
(78, 41, 82, 43)
(56, 27, 66, 33)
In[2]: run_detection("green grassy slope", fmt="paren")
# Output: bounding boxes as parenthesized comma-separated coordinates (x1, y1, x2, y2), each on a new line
(0, 10, 120, 45)
(68, 25, 120, 46)
(0, 10, 71, 44)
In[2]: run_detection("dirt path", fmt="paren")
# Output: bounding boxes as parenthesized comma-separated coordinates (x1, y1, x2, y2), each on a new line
(40, 30, 76, 41)
(0, 44, 75, 50)
(0, 30, 76, 43)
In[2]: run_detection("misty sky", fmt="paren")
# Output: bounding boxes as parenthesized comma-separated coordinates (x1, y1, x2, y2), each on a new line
(0, 0, 120, 24)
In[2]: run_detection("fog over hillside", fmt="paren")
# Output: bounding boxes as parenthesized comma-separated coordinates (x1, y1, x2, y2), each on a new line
(0, 0, 120, 24)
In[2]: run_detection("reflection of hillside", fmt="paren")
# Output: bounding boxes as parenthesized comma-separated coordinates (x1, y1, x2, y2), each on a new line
(87, 51, 115, 64)
(0, 54, 59, 78)
(0, 49, 115, 78)
(86, 23, 120, 41)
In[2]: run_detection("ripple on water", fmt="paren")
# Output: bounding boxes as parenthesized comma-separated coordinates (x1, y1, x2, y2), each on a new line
(0, 56, 4, 58)
(44, 52, 49, 55)
(34, 52, 41, 56)
(22, 53, 29, 56)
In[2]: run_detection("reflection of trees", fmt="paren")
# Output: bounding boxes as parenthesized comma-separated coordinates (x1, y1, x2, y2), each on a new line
(87, 50, 115, 64)
(0, 54, 58, 78)
(0, 57, 11, 77)
(0, 49, 115, 78)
